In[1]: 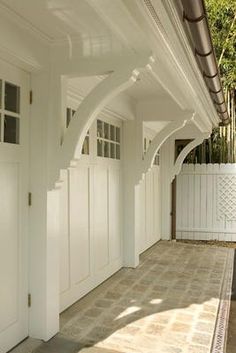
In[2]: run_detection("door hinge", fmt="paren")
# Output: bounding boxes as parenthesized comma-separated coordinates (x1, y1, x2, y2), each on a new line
(29, 90, 33, 105)
(28, 293, 31, 308)
(28, 192, 32, 206)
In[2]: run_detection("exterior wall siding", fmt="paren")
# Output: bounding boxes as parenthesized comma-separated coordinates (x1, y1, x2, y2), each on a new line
(139, 165, 161, 253)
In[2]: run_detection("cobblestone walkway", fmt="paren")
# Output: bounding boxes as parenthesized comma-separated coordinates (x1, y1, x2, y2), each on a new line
(11, 241, 233, 353)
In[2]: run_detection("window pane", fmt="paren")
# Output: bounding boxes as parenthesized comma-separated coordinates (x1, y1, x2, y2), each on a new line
(4, 115, 19, 144)
(116, 127, 120, 142)
(97, 120, 103, 138)
(110, 125, 115, 141)
(97, 140, 103, 156)
(104, 141, 109, 158)
(110, 143, 115, 158)
(104, 122, 109, 140)
(5, 82, 20, 113)
(116, 144, 120, 160)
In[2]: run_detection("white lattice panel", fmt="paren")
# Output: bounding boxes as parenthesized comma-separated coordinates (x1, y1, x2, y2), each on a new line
(217, 175, 236, 221)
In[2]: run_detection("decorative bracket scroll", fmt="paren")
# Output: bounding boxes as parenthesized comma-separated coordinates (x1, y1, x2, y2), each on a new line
(139, 111, 194, 182)
(171, 132, 210, 182)
(48, 54, 154, 188)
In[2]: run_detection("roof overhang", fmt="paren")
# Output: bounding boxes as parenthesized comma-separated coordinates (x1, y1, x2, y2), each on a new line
(180, 0, 230, 125)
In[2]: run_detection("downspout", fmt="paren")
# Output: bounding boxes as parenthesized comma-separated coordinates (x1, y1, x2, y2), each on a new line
(181, 0, 230, 126)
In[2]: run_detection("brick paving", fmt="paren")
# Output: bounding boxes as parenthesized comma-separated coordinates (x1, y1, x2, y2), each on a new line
(11, 241, 233, 353)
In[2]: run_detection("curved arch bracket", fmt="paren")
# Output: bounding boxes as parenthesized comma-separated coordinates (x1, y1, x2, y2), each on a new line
(59, 69, 138, 170)
(171, 132, 210, 182)
(139, 111, 194, 181)
(50, 55, 153, 188)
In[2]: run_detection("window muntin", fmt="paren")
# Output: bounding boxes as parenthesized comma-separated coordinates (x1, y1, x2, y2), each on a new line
(97, 119, 121, 160)
(0, 80, 20, 145)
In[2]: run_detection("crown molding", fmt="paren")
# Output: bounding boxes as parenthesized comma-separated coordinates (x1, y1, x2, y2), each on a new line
(0, 43, 43, 72)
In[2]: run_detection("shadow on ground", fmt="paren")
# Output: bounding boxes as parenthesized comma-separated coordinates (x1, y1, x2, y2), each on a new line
(32, 241, 232, 353)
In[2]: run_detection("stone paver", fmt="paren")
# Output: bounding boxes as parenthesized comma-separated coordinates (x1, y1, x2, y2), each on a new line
(11, 241, 232, 353)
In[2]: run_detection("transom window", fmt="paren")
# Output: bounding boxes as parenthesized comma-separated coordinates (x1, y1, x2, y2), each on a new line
(97, 119, 120, 160)
(0, 79, 20, 144)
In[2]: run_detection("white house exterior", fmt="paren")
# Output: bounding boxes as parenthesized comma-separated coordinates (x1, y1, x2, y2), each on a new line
(0, 1, 225, 352)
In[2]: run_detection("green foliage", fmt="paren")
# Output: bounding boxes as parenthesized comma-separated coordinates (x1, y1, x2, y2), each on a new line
(205, 0, 236, 88)
(184, 0, 236, 164)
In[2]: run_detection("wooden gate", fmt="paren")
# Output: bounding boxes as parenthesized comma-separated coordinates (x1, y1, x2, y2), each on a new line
(176, 164, 236, 241)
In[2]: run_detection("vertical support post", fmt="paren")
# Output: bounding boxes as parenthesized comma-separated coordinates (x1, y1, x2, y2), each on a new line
(123, 119, 143, 267)
(160, 137, 175, 240)
(171, 177, 177, 240)
(29, 71, 60, 340)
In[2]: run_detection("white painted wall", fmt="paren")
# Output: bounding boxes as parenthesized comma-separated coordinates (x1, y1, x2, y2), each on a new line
(176, 164, 236, 241)
(138, 165, 161, 253)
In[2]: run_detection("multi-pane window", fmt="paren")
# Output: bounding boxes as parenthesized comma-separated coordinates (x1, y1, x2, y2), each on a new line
(0, 80, 20, 144)
(97, 119, 120, 160)
(66, 106, 89, 155)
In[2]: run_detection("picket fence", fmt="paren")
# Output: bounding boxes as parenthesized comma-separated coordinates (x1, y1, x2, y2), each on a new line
(176, 164, 236, 242)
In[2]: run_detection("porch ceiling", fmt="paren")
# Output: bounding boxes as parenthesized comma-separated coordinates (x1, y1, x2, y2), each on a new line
(68, 69, 167, 103)
(125, 70, 165, 101)
(144, 121, 170, 134)
(0, 0, 125, 49)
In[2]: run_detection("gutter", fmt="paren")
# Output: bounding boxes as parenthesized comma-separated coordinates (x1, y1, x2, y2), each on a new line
(180, 0, 230, 126)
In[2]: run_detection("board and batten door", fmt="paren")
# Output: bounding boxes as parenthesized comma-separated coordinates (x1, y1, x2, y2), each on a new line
(0, 59, 29, 353)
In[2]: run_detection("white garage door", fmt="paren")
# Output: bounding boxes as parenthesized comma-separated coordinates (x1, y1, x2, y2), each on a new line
(59, 117, 122, 312)
(0, 60, 29, 352)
